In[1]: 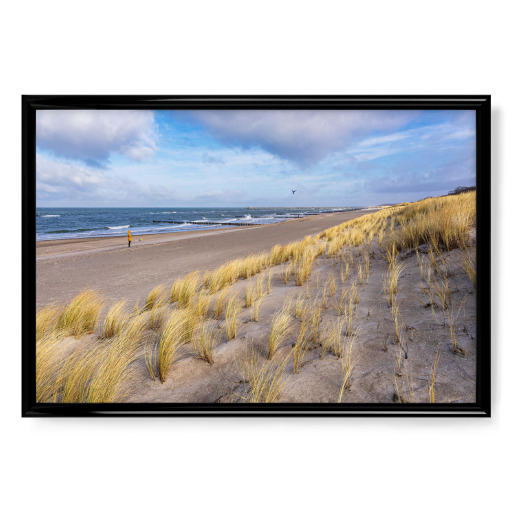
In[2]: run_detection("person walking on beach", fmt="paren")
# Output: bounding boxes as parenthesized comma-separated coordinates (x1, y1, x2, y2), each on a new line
(127, 229, 132, 248)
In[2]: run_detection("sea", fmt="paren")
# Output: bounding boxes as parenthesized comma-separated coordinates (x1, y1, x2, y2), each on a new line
(35, 207, 362, 242)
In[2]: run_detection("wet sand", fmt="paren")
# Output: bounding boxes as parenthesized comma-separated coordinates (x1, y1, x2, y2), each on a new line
(36, 209, 379, 308)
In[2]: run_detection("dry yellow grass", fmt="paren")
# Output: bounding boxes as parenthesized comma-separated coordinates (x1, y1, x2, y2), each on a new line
(145, 284, 167, 310)
(383, 261, 406, 307)
(158, 310, 189, 382)
(391, 191, 476, 252)
(250, 297, 263, 322)
(448, 294, 469, 355)
(268, 310, 292, 359)
(328, 273, 337, 296)
(86, 329, 142, 402)
(170, 272, 200, 308)
(101, 300, 130, 338)
(193, 323, 219, 365)
(391, 302, 403, 345)
(428, 344, 441, 403)
(56, 289, 103, 337)
(189, 290, 210, 319)
(290, 292, 307, 321)
(38, 310, 148, 403)
(321, 318, 344, 359)
(338, 338, 355, 403)
(462, 245, 476, 288)
(36, 305, 62, 341)
(303, 300, 323, 344)
(240, 349, 289, 403)
(213, 288, 229, 320)
(145, 302, 169, 330)
(36, 332, 68, 402)
(144, 336, 159, 381)
(293, 246, 315, 286)
(293, 323, 310, 373)
(57, 343, 104, 403)
(245, 283, 257, 308)
(225, 294, 243, 340)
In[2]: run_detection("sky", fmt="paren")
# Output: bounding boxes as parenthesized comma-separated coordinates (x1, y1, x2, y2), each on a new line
(35, 109, 476, 207)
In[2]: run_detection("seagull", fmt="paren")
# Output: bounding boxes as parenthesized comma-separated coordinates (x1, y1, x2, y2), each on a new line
(292, 189, 297, 194)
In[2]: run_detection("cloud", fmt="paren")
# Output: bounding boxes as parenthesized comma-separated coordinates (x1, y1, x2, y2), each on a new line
(37, 110, 157, 167)
(365, 154, 476, 197)
(36, 154, 179, 206)
(202, 152, 225, 165)
(349, 116, 476, 163)
(185, 110, 417, 167)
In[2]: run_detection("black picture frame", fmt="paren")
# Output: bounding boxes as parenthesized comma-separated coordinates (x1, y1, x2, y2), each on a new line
(22, 95, 491, 417)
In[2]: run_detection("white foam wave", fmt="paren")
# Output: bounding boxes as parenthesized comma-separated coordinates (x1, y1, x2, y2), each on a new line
(41, 214, 60, 218)
(107, 225, 130, 230)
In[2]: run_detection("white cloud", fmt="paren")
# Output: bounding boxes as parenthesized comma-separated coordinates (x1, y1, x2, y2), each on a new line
(37, 110, 157, 166)
(348, 118, 476, 163)
(188, 110, 417, 167)
(36, 154, 179, 206)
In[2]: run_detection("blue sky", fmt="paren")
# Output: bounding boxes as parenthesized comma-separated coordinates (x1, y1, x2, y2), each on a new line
(36, 109, 476, 207)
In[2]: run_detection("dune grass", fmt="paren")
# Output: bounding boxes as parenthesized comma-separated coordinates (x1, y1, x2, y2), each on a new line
(383, 260, 406, 307)
(57, 313, 147, 403)
(245, 283, 257, 308)
(145, 284, 167, 310)
(101, 300, 130, 338)
(462, 245, 476, 288)
(170, 272, 200, 308)
(321, 318, 344, 359)
(158, 310, 189, 382)
(144, 335, 159, 381)
(213, 288, 229, 320)
(428, 344, 441, 403)
(225, 294, 243, 340)
(36, 305, 62, 341)
(250, 297, 263, 322)
(193, 323, 219, 365)
(268, 310, 292, 359)
(337, 338, 355, 403)
(55, 289, 103, 337)
(85, 328, 142, 402)
(293, 323, 310, 373)
(36, 332, 69, 402)
(240, 349, 289, 403)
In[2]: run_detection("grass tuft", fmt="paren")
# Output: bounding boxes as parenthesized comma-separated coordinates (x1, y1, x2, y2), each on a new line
(56, 289, 104, 337)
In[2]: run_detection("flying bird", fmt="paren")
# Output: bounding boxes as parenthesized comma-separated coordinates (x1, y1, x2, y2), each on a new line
(292, 189, 297, 195)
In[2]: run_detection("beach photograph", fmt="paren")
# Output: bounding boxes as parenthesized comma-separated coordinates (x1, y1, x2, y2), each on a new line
(34, 106, 479, 406)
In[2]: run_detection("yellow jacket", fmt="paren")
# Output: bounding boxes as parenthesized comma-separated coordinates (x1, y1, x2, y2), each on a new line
(128, 230, 132, 241)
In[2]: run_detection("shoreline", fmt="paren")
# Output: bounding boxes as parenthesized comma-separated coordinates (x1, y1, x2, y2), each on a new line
(36, 209, 380, 308)
(36, 206, 378, 246)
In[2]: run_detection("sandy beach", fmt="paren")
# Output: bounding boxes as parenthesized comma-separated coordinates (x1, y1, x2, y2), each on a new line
(37, 210, 379, 308)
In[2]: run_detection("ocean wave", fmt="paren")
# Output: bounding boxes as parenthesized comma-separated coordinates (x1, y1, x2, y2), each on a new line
(48, 227, 102, 234)
(107, 225, 130, 230)
(41, 214, 61, 218)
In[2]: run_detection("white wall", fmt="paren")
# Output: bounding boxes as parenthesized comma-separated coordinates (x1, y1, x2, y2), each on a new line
(2, 1, 508, 511)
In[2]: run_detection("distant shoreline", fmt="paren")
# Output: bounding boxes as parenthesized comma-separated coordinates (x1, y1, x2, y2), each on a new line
(36, 206, 371, 243)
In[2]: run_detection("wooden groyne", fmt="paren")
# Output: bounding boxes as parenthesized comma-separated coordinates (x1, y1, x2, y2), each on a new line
(152, 220, 264, 227)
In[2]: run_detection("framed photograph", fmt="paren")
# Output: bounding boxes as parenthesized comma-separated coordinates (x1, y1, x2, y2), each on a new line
(23, 95, 490, 416)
